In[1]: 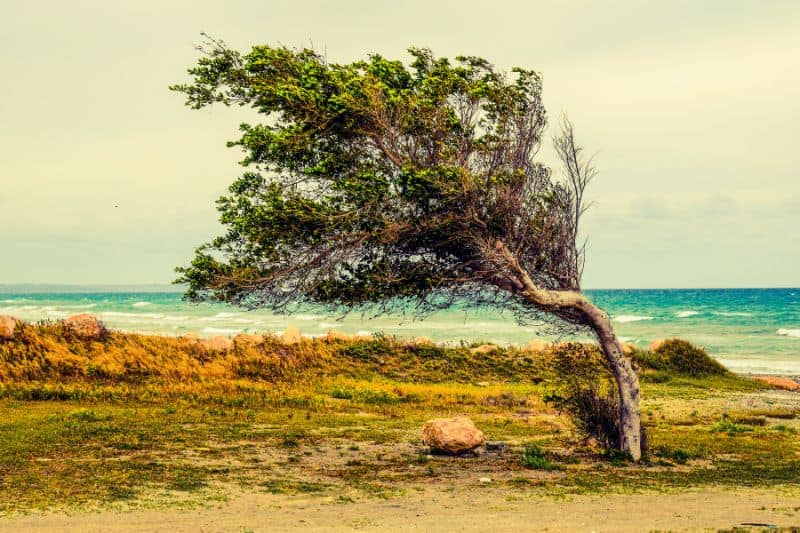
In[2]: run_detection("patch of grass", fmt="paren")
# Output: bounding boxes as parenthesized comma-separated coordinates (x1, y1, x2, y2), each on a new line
(520, 443, 562, 471)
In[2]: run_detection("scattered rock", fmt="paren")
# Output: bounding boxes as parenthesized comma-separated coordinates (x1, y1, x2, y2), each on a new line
(478, 477, 492, 484)
(202, 336, 233, 351)
(422, 416, 485, 454)
(474, 381, 490, 387)
(62, 314, 106, 339)
(649, 339, 666, 351)
(0, 315, 21, 340)
(408, 336, 434, 346)
(485, 441, 507, 452)
(233, 333, 264, 351)
(755, 376, 800, 392)
(524, 339, 551, 352)
(470, 344, 499, 355)
(281, 326, 303, 344)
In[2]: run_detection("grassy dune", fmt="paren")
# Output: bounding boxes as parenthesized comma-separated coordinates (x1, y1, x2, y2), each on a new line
(0, 323, 798, 515)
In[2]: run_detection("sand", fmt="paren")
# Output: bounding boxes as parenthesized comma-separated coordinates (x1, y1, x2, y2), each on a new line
(3, 487, 799, 532)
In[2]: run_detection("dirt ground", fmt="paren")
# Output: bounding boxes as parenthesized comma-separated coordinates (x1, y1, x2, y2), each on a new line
(3, 487, 799, 532)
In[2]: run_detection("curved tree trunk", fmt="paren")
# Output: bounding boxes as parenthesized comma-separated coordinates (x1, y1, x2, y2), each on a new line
(580, 301, 642, 461)
(494, 242, 642, 460)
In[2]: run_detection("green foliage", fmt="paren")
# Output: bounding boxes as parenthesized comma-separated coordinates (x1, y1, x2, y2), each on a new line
(520, 443, 561, 471)
(711, 415, 753, 436)
(637, 340, 727, 377)
(171, 37, 582, 318)
(548, 344, 621, 450)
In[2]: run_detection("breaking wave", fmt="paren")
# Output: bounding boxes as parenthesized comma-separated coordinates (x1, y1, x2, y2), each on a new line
(613, 315, 655, 323)
(777, 328, 800, 338)
(675, 310, 700, 318)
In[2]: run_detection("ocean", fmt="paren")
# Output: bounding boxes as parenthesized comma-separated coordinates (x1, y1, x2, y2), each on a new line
(1, 287, 798, 375)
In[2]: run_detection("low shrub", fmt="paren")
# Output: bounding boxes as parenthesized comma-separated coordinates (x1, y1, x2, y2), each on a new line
(638, 339, 727, 377)
(520, 443, 561, 471)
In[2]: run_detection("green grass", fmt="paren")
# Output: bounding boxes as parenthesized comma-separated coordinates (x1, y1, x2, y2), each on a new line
(0, 330, 797, 513)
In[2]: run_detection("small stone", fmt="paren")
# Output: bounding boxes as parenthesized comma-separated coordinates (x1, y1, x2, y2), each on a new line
(485, 441, 506, 452)
(0, 315, 21, 340)
(479, 477, 492, 484)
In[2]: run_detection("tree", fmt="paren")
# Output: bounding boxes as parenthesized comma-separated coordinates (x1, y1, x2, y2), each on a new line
(171, 36, 642, 460)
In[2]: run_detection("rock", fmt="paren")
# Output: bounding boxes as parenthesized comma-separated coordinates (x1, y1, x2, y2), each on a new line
(649, 339, 666, 351)
(524, 339, 551, 352)
(326, 329, 352, 342)
(233, 333, 264, 351)
(422, 416, 485, 454)
(485, 441, 506, 452)
(202, 336, 233, 351)
(280, 326, 303, 344)
(478, 477, 492, 484)
(0, 315, 21, 340)
(755, 376, 800, 392)
(62, 314, 105, 339)
(621, 342, 637, 354)
(470, 344, 499, 355)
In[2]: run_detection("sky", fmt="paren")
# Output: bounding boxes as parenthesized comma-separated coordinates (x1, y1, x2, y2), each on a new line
(1, 0, 798, 288)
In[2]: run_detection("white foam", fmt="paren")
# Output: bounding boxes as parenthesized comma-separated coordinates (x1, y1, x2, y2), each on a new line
(777, 328, 800, 338)
(214, 312, 238, 318)
(295, 314, 321, 321)
(613, 315, 655, 323)
(319, 322, 339, 329)
(163, 315, 189, 322)
(713, 311, 753, 317)
(675, 310, 699, 318)
(202, 327, 240, 334)
(132, 302, 151, 307)
(101, 311, 164, 319)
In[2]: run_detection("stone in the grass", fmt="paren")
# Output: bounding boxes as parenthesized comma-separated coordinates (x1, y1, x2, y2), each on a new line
(63, 314, 105, 339)
(422, 416, 485, 454)
(0, 315, 21, 340)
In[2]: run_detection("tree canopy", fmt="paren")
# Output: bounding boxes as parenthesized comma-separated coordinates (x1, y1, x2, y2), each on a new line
(172, 36, 593, 326)
(172, 37, 642, 461)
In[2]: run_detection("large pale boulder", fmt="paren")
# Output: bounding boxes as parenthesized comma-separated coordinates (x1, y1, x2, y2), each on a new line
(755, 376, 800, 392)
(422, 416, 485, 454)
(0, 315, 21, 340)
(280, 326, 303, 344)
(202, 336, 233, 351)
(524, 339, 551, 352)
(63, 314, 105, 339)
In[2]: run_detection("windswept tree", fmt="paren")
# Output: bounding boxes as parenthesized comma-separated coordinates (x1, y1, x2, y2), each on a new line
(171, 37, 642, 460)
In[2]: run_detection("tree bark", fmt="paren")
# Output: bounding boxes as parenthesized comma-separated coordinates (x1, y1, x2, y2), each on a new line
(494, 241, 642, 461)
(579, 299, 642, 461)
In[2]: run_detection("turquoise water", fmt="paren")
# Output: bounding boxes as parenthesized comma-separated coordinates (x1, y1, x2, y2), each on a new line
(1, 288, 798, 375)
